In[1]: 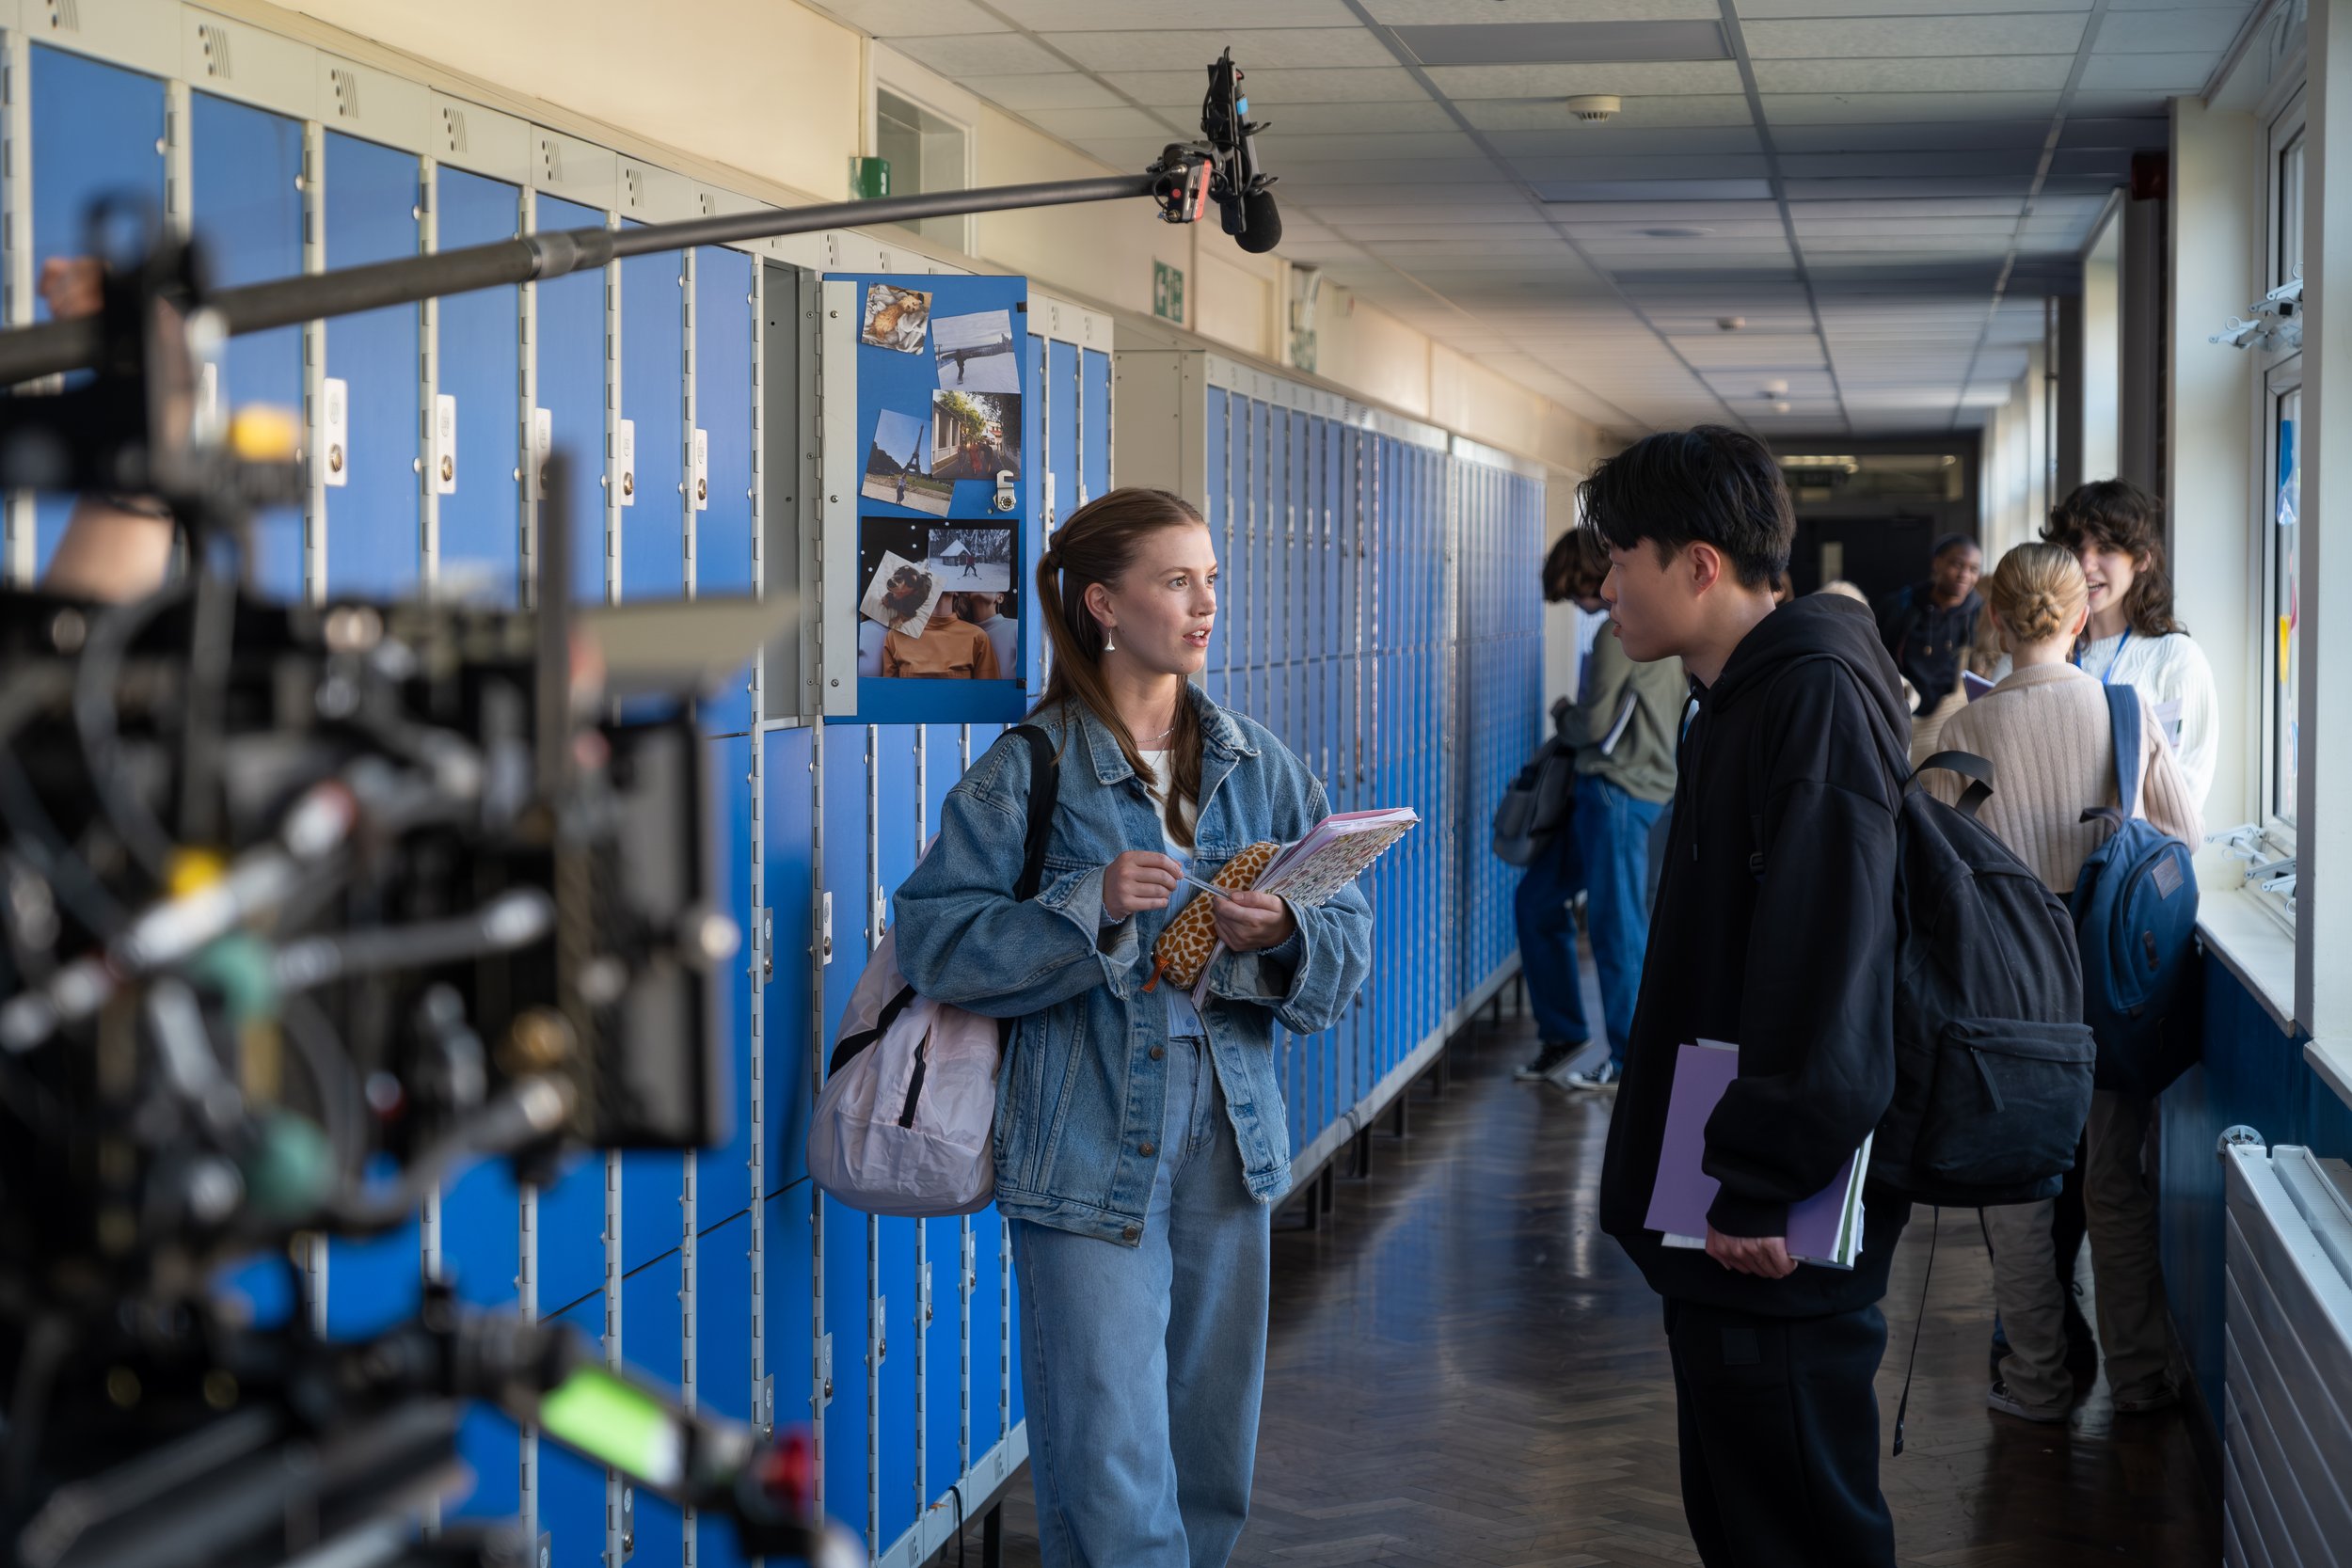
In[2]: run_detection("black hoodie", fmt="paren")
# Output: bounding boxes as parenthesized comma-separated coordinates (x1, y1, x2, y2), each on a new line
(1597, 594, 1916, 1318)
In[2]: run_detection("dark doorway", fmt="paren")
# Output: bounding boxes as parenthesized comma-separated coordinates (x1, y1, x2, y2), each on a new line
(1791, 514, 1938, 602)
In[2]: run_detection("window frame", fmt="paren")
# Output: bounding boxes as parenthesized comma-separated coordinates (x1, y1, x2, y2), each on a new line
(2245, 87, 2308, 929)
(869, 81, 975, 257)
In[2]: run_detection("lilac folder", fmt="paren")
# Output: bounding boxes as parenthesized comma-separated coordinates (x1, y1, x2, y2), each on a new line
(1642, 1040, 1865, 1267)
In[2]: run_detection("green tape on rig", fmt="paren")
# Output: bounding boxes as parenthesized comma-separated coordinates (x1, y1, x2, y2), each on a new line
(538, 1366, 684, 1489)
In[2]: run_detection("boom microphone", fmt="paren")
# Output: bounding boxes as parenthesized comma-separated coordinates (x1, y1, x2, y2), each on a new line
(1202, 49, 1280, 255)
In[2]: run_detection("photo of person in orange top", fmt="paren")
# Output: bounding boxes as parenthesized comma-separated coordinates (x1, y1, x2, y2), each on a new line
(882, 597, 1003, 680)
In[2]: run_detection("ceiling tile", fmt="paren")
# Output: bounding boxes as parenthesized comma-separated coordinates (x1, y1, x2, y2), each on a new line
(1752, 56, 2076, 93)
(1487, 125, 1765, 157)
(1391, 20, 1730, 64)
(1512, 153, 1773, 181)
(2099, 8, 2254, 49)
(1047, 28, 1399, 72)
(1536, 177, 1778, 200)
(961, 73, 1125, 109)
(805, 0, 1008, 34)
(1422, 60, 1748, 97)
(1763, 90, 2061, 121)
(1100, 66, 1427, 105)
(1743, 13, 2088, 55)
(991, 0, 1359, 25)
(1367, 0, 1723, 20)
(1778, 150, 2043, 179)
(2077, 52, 2227, 89)
(887, 31, 1067, 75)
(1260, 129, 1488, 161)
(1738, 0, 2092, 15)
(1017, 105, 1184, 140)
(1455, 95, 1756, 129)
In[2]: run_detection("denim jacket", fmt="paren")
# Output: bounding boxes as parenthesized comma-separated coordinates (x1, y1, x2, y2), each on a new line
(892, 685, 1375, 1245)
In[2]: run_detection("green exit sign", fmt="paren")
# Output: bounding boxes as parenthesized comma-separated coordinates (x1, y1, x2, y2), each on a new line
(1152, 260, 1184, 324)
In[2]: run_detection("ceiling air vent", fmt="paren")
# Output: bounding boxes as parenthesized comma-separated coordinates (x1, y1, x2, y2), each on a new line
(329, 68, 361, 121)
(46, 0, 81, 33)
(1565, 95, 1621, 122)
(441, 105, 469, 156)
(196, 22, 232, 79)
(539, 137, 564, 186)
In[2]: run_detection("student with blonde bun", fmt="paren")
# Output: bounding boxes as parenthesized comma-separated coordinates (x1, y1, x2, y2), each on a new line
(1925, 542, 2200, 1424)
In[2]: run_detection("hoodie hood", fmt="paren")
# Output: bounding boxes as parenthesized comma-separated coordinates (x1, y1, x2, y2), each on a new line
(1708, 594, 1911, 760)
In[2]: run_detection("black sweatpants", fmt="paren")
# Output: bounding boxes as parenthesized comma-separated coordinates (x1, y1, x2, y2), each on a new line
(1663, 1297, 1897, 1568)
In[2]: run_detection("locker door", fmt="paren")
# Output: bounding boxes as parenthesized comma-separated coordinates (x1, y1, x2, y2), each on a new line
(920, 726, 965, 1506)
(190, 92, 303, 599)
(535, 194, 608, 604)
(1235, 397, 1256, 717)
(619, 236, 685, 602)
(622, 1250, 686, 1568)
(874, 725, 923, 1554)
(1047, 338, 1078, 540)
(762, 726, 816, 1195)
(435, 167, 522, 602)
(694, 1207, 755, 1568)
(818, 732, 868, 1529)
(696, 245, 757, 734)
(1081, 347, 1111, 504)
(541, 1293, 606, 1568)
(26, 47, 165, 578)
(1204, 387, 1229, 710)
(444, 1156, 524, 1521)
(1264, 407, 1288, 742)
(321, 132, 421, 599)
(695, 738, 755, 1222)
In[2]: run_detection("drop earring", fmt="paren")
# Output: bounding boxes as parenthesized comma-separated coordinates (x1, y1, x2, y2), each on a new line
(1104, 626, 1118, 653)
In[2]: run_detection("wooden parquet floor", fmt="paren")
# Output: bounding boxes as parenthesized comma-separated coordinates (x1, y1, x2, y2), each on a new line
(950, 1000, 2221, 1567)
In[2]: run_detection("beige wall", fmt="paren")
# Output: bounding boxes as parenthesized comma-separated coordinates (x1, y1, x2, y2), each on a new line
(270, 0, 1600, 476)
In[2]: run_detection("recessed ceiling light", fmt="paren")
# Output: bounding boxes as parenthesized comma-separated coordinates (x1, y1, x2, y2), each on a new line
(1640, 225, 1711, 239)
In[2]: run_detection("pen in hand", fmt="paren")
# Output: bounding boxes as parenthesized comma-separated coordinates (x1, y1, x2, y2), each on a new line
(1179, 872, 1235, 903)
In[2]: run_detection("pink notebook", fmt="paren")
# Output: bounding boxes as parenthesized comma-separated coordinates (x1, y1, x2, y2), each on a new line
(1642, 1041, 1869, 1269)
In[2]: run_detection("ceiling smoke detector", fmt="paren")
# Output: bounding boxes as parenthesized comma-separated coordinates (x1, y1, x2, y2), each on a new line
(1565, 94, 1621, 122)
(1718, 315, 1746, 331)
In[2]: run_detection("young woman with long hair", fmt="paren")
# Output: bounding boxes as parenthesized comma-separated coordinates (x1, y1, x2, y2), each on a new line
(1925, 543, 2201, 1425)
(892, 487, 1374, 1567)
(2042, 480, 2220, 807)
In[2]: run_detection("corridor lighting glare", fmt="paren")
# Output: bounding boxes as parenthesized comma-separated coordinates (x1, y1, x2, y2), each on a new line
(1779, 455, 1861, 474)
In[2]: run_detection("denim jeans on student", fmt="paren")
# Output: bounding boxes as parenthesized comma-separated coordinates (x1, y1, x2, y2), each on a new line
(1010, 1030, 1272, 1568)
(1512, 772, 1663, 1063)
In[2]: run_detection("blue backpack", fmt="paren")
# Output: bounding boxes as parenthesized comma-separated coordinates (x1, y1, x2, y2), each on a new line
(2072, 686, 2201, 1097)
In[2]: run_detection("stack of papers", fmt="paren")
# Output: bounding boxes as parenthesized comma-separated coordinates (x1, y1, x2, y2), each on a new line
(1643, 1040, 1870, 1270)
(1188, 807, 1418, 1007)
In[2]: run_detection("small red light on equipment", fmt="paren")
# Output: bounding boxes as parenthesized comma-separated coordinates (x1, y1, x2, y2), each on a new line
(760, 1431, 814, 1509)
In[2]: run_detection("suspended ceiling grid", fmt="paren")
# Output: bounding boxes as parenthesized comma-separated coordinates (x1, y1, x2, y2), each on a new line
(809, 0, 2263, 438)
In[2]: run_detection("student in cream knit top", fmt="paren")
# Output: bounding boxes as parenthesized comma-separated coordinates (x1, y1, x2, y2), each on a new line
(1925, 542, 2197, 1426)
(2042, 479, 2219, 808)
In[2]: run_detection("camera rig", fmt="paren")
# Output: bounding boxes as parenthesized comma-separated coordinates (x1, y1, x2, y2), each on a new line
(0, 51, 1277, 1568)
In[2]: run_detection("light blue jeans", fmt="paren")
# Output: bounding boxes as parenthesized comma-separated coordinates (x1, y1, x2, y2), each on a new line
(1009, 1032, 1272, 1568)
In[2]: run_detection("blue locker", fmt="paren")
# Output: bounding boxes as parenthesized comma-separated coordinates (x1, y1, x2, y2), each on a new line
(622, 1253, 687, 1568)
(453, 1403, 522, 1523)
(874, 727, 923, 1553)
(696, 245, 756, 735)
(817, 735, 869, 1526)
(762, 1180, 816, 1456)
(27, 47, 165, 577)
(696, 1208, 755, 1568)
(435, 166, 521, 603)
(444, 1156, 523, 1524)
(1023, 333, 1049, 697)
(1203, 388, 1229, 709)
(764, 728, 816, 1195)
(541, 1292, 607, 1568)
(535, 194, 607, 603)
(697, 735, 756, 1213)
(325, 1200, 421, 1339)
(190, 93, 303, 599)
(622, 1148, 685, 1276)
(322, 132, 421, 599)
(1267, 409, 1291, 742)
(1048, 339, 1079, 544)
(538, 1149, 607, 1323)
(620, 234, 685, 601)
(921, 1208, 963, 1499)
(1081, 349, 1111, 504)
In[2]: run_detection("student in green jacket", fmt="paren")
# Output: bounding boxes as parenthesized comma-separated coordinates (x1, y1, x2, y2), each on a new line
(1514, 529, 1686, 1089)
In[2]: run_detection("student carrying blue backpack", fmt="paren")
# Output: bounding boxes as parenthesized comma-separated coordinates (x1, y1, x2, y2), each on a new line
(2073, 685, 2203, 1098)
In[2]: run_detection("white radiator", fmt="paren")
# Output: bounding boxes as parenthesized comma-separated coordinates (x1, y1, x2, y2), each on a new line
(2221, 1142, 2352, 1567)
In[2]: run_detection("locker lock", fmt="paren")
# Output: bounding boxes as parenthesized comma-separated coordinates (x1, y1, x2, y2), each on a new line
(992, 468, 1018, 515)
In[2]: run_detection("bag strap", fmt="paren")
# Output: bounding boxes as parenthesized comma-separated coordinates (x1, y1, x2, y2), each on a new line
(2104, 684, 2142, 823)
(1009, 722, 1059, 902)
(831, 981, 922, 1075)
(1911, 751, 1996, 819)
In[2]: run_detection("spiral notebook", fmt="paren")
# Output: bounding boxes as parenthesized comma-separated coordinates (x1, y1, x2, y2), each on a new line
(1188, 807, 1418, 1007)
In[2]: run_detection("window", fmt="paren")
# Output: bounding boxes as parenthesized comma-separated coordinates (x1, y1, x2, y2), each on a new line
(874, 87, 969, 252)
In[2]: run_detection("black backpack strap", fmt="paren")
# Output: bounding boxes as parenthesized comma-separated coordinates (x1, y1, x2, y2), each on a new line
(1008, 722, 1059, 901)
(1912, 750, 1996, 819)
(832, 982, 923, 1074)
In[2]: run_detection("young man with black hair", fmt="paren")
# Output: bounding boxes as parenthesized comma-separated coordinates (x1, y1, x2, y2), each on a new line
(1587, 426, 1912, 1567)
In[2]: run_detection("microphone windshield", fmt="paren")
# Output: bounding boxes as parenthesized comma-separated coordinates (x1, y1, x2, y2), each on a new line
(1233, 189, 1282, 254)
